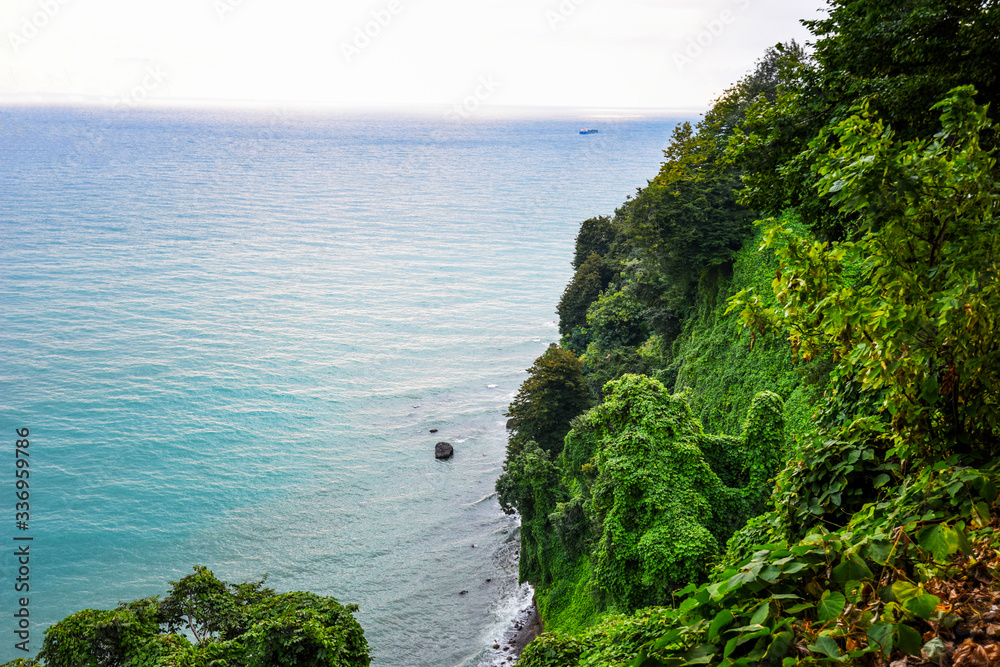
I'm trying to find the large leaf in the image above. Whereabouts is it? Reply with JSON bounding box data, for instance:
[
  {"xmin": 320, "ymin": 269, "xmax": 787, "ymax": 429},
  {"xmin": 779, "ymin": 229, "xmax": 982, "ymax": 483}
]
[
  {"xmin": 905, "ymin": 594, "xmax": 941, "ymax": 620},
  {"xmin": 817, "ymin": 591, "xmax": 846, "ymax": 623},
  {"xmin": 918, "ymin": 524, "xmax": 955, "ymax": 562},
  {"xmin": 681, "ymin": 645, "xmax": 715, "ymax": 665},
  {"xmin": 831, "ymin": 554, "xmax": 874, "ymax": 582},
  {"xmin": 896, "ymin": 623, "xmax": 923, "ymax": 656},
  {"xmin": 707, "ymin": 610, "xmax": 734, "ymax": 641},
  {"xmin": 764, "ymin": 631, "xmax": 793, "ymax": 662},
  {"xmin": 809, "ymin": 635, "xmax": 841, "ymax": 659},
  {"xmin": 866, "ymin": 621, "xmax": 894, "ymax": 656},
  {"xmin": 891, "ymin": 581, "xmax": 921, "ymax": 604}
]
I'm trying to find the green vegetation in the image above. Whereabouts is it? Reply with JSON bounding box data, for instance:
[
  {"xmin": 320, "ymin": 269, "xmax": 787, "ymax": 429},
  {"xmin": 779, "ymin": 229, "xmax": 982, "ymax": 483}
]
[
  {"xmin": 504, "ymin": 344, "xmax": 594, "ymax": 459},
  {"xmin": 499, "ymin": 1, "xmax": 1000, "ymax": 665},
  {"xmin": 3, "ymin": 567, "xmax": 369, "ymax": 667}
]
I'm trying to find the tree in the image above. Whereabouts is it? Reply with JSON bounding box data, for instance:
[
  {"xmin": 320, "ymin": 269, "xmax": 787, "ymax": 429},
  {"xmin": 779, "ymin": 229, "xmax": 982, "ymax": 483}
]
[
  {"xmin": 617, "ymin": 46, "xmax": 806, "ymax": 323},
  {"xmin": 33, "ymin": 599, "xmax": 164, "ymax": 667},
  {"xmin": 27, "ymin": 567, "xmax": 370, "ymax": 667},
  {"xmin": 571, "ymin": 216, "xmax": 618, "ymax": 271},
  {"xmin": 732, "ymin": 0, "xmax": 1000, "ymax": 235},
  {"xmin": 495, "ymin": 441, "xmax": 565, "ymax": 584},
  {"xmin": 158, "ymin": 565, "xmax": 271, "ymax": 644},
  {"xmin": 504, "ymin": 344, "xmax": 592, "ymax": 458},
  {"xmin": 622, "ymin": 122, "xmax": 753, "ymax": 303},
  {"xmin": 557, "ymin": 253, "xmax": 614, "ymax": 336}
]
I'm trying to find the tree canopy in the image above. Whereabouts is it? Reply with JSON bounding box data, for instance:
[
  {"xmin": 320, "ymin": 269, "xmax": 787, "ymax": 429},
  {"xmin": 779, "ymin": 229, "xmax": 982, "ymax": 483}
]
[
  {"xmin": 8, "ymin": 567, "xmax": 370, "ymax": 667},
  {"xmin": 504, "ymin": 344, "xmax": 592, "ymax": 459}
]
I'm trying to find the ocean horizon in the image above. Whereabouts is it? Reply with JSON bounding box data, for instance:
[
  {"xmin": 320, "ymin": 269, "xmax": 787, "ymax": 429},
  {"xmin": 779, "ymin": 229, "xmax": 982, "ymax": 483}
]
[{"xmin": 0, "ymin": 104, "xmax": 684, "ymax": 666}]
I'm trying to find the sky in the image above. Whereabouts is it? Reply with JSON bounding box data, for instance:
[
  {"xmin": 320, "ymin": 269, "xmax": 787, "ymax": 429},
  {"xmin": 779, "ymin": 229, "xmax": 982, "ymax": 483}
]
[{"xmin": 0, "ymin": 0, "xmax": 827, "ymax": 112}]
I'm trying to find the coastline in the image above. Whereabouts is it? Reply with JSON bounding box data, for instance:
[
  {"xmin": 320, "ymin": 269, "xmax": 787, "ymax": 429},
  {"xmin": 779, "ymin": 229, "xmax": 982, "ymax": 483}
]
[
  {"xmin": 481, "ymin": 594, "xmax": 543, "ymax": 665},
  {"xmin": 476, "ymin": 522, "xmax": 544, "ymax": 666},
  {"xmin": 510, "ymin": 594, "xmax": 544, "ymax": 654}
]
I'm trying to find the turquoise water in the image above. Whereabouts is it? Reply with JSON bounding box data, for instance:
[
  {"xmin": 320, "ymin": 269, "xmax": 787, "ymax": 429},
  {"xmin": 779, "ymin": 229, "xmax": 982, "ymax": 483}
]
[{"xmin": 0, "ymin": 106, "xmax": 681, "ymax": 665}]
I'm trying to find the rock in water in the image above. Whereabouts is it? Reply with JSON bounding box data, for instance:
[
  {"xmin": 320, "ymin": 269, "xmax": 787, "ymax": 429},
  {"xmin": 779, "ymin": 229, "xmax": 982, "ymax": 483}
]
[{"xmin": 435, "ymin": 442, "xmax": 454, "ymax": 459}]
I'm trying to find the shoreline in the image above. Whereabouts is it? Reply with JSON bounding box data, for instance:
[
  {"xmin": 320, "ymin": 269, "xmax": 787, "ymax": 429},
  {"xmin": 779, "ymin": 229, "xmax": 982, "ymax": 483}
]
[{"xmin": 482, "ymin": 593, "xmax": 543, "ymax": 665}]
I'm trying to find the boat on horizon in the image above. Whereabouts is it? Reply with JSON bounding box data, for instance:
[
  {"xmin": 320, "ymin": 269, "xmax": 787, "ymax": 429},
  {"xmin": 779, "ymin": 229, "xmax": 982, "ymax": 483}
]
[{"xmin": 579, "ymin": 128, "xmax": 599, "ymax": 134}]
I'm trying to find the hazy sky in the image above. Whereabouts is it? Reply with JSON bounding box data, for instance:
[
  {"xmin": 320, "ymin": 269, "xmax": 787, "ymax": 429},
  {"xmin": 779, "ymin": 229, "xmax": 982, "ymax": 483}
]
[{"xmin": 0, "ymin": 0, "xmax": 827, "ymax": 111}]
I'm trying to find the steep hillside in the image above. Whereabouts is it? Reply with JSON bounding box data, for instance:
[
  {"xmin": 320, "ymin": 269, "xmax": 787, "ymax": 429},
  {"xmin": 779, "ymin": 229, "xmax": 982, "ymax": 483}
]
[{"xmin": 500, "ymin": 1, "xmax": 1000, "ymax": 665}]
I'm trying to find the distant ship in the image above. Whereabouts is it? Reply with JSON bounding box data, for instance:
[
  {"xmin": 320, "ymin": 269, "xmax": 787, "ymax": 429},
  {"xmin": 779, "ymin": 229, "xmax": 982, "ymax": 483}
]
[{"xmin": 579, "ymin": 128, "xmax": 599, "ymax": 134}]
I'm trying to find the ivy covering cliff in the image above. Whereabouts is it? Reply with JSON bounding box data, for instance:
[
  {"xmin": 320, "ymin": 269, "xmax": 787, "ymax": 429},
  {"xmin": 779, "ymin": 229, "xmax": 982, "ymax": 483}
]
[{"xmin": 501, "ymin": 1, "xmax": 1000, "ymax": 665}]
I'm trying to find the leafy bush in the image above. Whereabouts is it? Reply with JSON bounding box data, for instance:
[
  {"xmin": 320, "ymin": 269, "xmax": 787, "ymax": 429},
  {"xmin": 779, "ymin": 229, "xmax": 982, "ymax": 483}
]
[
  {"xmin": 636, "ymin": 458, "xmax": 1000, "ymax": 667},
  {"xmin": 732, "ymin": 87, "xmax": 1000, "ymax": 461},
  {"xmin": 518, "ymin": 632, "xmax": 584, "ymax": 667}
]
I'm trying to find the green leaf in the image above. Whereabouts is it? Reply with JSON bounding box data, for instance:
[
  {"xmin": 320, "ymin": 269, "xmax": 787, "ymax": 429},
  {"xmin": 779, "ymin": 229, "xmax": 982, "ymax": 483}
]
[
  {"xmin": 771, "ymin": 593, "xmax": 801, "ymax": 600},
  {"xmin": 891, "ymin": 581, "xmax": 920, "ymax": 603},
  {"xmin": 817, "ymin": 591, "xmax": 846, "ymax": 623},
  {"xmin": 956, "ymin": 527, "xmax": 973, "ymax": 556},
  {"xmin": 867, "ymin": 621, "xmax": 893, "ymax": 656},
  {"xmin": 896, "ymin": 623, "xmax": 923, "ymax": 656},
  {"xmin": 764, "ymin": 631, "xmax": 793, "ymax": 662},
  {"xmin": 631, "ymin": 658, "xmax": 665, "ymax": 667},
  {"xmin": 905, "ymin": 594, "xmax": 941, "ymax": 620},
  {"xmin": 865, "ymin": 539, "xmax": 894, "ymax": 565},
  {"xmin": 728, "ymin": 624, "xmax": 767, "ymax": 634},
  {"xmin": 917, "ymin": 524, "xmax": 953, "ymax": 562},
  {"xmin": 652, "ymin": 629, "xmax": 683, "ymax": 649},
  {"xmin": 723, "ymin": 635, "xmax": 739, "ymax": 659},
  {"xmin": 728, "ymin": 567, "xmax": 760, "ymax": 589},
  {"xmin": 749, "ymin": 602, "xmax": 770, "ymax": 627},
  {"xmin": 707, "ymin": 610, "xmax": 734, "ymax": 641},
  {"xmin": 832, "ymin": 554, "xmax": 874, "ymax": 582},
  {"xmin": 681, "ymin": 645, "xmax": 715, "ymax": 665},
  {"xmin": 972, "ymin": 501, "xmax": 991, "ymax": 527},
  {"xmin": 679, "ymin": 597, "xmax": 701, "ymax": 614},
  {"xmin": 808, "ymin": 635, "xmax": 841, "ymax": 659},
  {"xmin": 675, "ymin": 582, "xmax": 698, "ymax": 597},
  {"xmin": 781, "ymin": 561, "xmax": 811, "ymax": 575}
]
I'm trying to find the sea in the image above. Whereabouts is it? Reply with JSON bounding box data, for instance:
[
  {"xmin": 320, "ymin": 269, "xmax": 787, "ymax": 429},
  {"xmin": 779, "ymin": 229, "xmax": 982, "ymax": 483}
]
[{"xmin": 0, "ymin": 105, "xmax": 682, "ymax": 666}]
